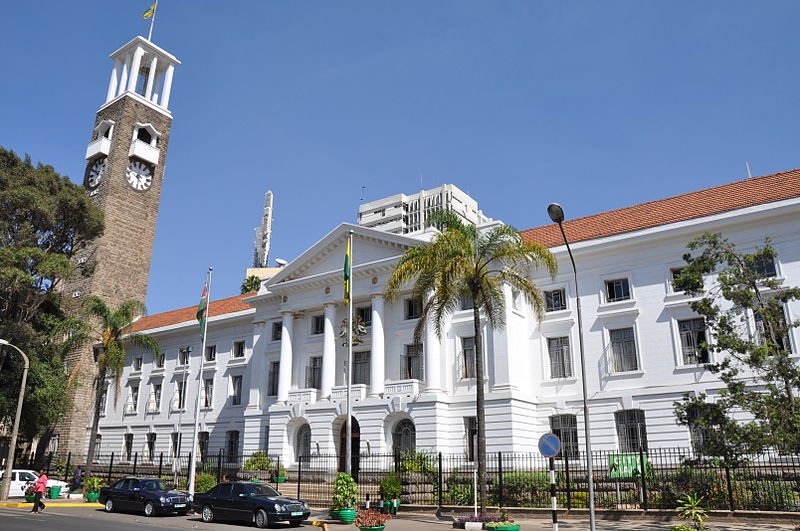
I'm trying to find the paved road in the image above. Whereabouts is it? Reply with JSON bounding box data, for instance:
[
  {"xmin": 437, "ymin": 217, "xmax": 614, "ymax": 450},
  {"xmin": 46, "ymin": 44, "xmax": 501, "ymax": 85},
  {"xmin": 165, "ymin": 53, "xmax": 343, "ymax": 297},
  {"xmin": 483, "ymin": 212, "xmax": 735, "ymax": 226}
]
[{"xmin": 0, "ymin": 506, "xmax": 797, "ymax": 531}]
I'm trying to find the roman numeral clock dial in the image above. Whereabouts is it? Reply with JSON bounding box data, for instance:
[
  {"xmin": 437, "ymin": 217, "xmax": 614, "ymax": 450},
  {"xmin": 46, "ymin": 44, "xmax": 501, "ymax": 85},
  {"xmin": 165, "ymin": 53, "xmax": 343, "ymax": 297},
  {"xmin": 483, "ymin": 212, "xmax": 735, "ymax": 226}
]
[{"xmin": 126, "ymin": 159, "xmax": 154, "ymax": 191}]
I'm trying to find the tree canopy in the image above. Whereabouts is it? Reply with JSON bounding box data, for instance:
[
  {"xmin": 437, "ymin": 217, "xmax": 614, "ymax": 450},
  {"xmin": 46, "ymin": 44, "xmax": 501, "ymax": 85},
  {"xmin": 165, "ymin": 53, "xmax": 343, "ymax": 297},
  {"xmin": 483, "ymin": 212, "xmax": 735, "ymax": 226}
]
[
  {"xmin": 0, "ymin": 146, "xmax": 104, "ymax": 439},
  {"xmin": 672, "ymin": 232, "xmax": 800, "ymax": 458}
]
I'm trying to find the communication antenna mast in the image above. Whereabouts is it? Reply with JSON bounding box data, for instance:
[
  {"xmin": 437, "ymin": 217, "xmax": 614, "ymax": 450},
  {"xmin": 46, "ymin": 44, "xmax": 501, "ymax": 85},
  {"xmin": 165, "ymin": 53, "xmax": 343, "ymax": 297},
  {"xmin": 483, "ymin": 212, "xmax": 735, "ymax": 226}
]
[
  {"xmin": 253, "ymin": 191, "xmax": 274, "ymax": 267},
  {"xmin": 745, "ymin": 161, "xmax": 753, "ymax": 179}
]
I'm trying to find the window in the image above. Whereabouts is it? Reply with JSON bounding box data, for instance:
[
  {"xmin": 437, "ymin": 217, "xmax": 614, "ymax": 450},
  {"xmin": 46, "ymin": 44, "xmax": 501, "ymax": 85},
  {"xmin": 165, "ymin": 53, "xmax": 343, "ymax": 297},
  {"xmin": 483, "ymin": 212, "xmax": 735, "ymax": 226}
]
[
  {"xmin": 176, "ymin": 381, "xmax": 186, "ymax": 409},
  {"xmin": 150, "ymin": 382, "xmax": 162, "ymax": 412},
  {"xmin": 267, "ymin": 361, "xmax": 280, "ymax": 396},
  {"xmin": 547, "ymin": 336, "xmax": 573, "ymax": 378},
  {"xmin": 98, "ymin": 386, "xmax": 108, "ymax": 415},
  {"xmin": 752, "ymin": 255, "xmax": 777, "ymax": 278},
  {"xmin": 356, "ymin": 306, "xmax": 372, "ymax": 327},
  {"xmin": 615, "ymin": 409, "xmax": 648, "ymax": 452},
  {"xmin": 296, "ymin": 424, "xmax": 311, "ymax": 460},
  {"xmin": 465, "ymin": 417, "xmax": 478, "ymax": 461},
  {"xmin": 353, "ymin": 351, "xmax": 370, "ymax": 385},
  {"xmin": 171, "ymin": 432, "xmax": 181, "ymax": 458},
  {"xmin": 226, "ymin": 430, "xmax": 240, "ymax": 462},
  {"xmin": 306, "ymin": 357, "xmax": 322, "ymax": 389},
  {"xmin": 393, "ymin": 419, "xmax": 416, "ymax": 454},
  {"xmin": 405, "ymin": 298, "xmax": 422, "ymax": 320},
  {"xmin": 198, "ymin": 432, "xmax": 209, "ymax": 461},
  {"xmin": 133, "ymin": 357, "xmax": 143, "ymax": 371},
  {"xmin": 550, "ymin": 414, "xmax": 578, "ymax": 459},
  {"xmin": 609, "ymin": 327, "xmax": 638, "ymax": 372},
  {"xmin": 155, "ymin": 353, "xmax": 164, "ymax": 369},
  {"xmin": 403, "ymin": 344, "xmax": 423, "ymax": 380},
  {"xmin": 311, "ymin": 315, "xmax": 324, "ymax": 335},
  {"xmin": 147, "ymin": 433, "xmax": 156, "ymax": 461},
  {"xmin": 205, "ymin": 345, "xmax": 217, "ymax": 362},
  {"xmin": 203, "ymin": 378, "xmax": 214, "ymax": 408},
  {"xmin": 459, "ymin": 294, "xmax": 474, "ymax": 311},
  {"xmin": 754, "ymin": 305, "xmax": 793, "ymax": 353},
  {"xmin": 94, "ymin": 435, "xmax": 102, "ymax": 461},
  {"xmin": 127, "ymin": 385, "xmax": 139, "ymax": 413},
  {"xmin": 545, "ymin": 289, "xmax": 567, "ymax": 312},
  {"xmin": 271, "ymin": 321, "xmax": 282, "ymax": 341},
  {"xmin": 511, "ymin": 288, "xmax": 521, "ymax": 311},
  {"xmin": 179, "ymin": 348, "xmax": 190, "ymax": 366},
  {"xmin": 231, "ymin": 375, "xmax": 243, "ymax": 406},
  {"xmin": 605, "ymin": 278, "xmax": 631, "ymax": 302},
  {"xmin": 233, "ymin": 341, "xmax": 246, "ymax": 358},
  {"xmin": 678, "ymin": 318, "xmax": 709, "ymax": 364},
  {"xmin": 124, "ymin": 434, "xmax": 133, "ymax": 461},
  {"xmin": 462, "ymin": 337, "xmax": 476, "ymax": 379}
]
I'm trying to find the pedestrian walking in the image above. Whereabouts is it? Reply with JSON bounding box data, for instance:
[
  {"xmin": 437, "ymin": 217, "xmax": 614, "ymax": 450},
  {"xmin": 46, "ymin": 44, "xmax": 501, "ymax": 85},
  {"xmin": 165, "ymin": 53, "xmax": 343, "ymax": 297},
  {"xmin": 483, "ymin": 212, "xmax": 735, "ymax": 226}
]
[
  {"xmin": 71, "ymin": 465, "xmax": 82, "ymax": 491},
  {"xmin": 31, "ymin": 469, "xmax": 48, "ymax": 514}
]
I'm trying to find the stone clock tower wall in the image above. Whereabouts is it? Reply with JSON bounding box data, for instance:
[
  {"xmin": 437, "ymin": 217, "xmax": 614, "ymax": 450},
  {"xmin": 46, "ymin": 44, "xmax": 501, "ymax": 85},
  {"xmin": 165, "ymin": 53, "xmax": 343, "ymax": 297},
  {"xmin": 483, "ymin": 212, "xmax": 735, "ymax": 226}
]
[{"xmin": 54, "ymin": 36, "xmax": 180, "ymax": 458}]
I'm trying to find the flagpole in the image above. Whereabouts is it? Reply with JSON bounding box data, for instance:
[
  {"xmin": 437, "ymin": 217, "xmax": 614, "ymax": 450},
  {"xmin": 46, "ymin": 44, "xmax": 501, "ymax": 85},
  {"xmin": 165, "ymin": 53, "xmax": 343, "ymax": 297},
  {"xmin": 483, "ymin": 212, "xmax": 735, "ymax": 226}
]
[
  {"xmin": 147, "ymin": 0, "xmax": 158, "ymax": 41},
  {"xmin": 345, "ymin": 231, "xmax": 353, "ymax": 476},
  {"xmin": 188, "ymin": 267, "xmax": 212, "ymax": 497}
]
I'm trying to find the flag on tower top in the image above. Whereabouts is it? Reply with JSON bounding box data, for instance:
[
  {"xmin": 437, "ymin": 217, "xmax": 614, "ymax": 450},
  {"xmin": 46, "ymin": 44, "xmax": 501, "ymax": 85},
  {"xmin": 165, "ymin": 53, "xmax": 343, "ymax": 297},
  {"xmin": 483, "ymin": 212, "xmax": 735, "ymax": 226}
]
[
  {"xmin": 343, "ymin": 234, "xmax": 352, "ymax": 305},
  {"xmin": 196, "ymin": 280, "xmax": 209, "ymax": 339},
  {"xmin": 143, "ymin": 2, "xmax": 157, "ymax": 19}
]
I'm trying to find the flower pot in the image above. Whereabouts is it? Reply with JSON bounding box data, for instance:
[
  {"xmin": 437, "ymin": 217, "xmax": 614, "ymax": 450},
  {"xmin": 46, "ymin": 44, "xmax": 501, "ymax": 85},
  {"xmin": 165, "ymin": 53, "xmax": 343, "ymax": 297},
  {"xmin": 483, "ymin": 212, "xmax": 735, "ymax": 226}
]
[
  {"xmin": 24, "ymin": 495, "xmax": 35, "ymax": 503},
  {"xmin": 47, "ymin": 486, "xmax": 62, "ymax": 499},
  {"xmin": 338, "ymin": 507, "xmax": 357, "ymax": 524},
  {"xmin": 359, "ymin": 527, "xmax": 386, "ymax": 531},
  {"xmin": 272, "ymin": 476, "xmax": 287, "ymax": 483},
  {"xmin": 490, "ymin": 525, "xmax": 520, "ymax": 531},
  {"xmin": 464, "ymin": 523, "xmax": 483, "ymax": 531},
  {"xmin": 86, "ymin": 492, "xmax": 100, "ymax": 503}
]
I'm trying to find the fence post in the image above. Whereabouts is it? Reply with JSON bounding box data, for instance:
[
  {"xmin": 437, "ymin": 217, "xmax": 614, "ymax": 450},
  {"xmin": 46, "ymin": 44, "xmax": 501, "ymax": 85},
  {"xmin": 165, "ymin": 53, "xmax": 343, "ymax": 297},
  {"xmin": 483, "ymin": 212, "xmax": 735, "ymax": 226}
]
[
  {"xmin": 158, "ymin": 452, "xmax": 163, "ymax": 478},
  {"xmin": 564, "ymin": 453, "xmax": 571, "ymax": 511},
  {"xmin": 63, "ymin": 452, "xmax": 72, "ymax": 483},
  {"xmin": 216, "ymin": 449, "xmax": 223, "ymax": 483},
  {"xmin": 133, "ymin": 452, "xmax": 138, "ymax": 476},
  {"xmin": 438, "ymin": 452, "xmax": 443, "ymax": 510},
  {"xmin": 107, "ymin": 452, "xmax": 115, "ymax": 485},
  {"xmin": 638, "ymin": 447, "xmax": 648, "ymax": 510},
  {"xmin": 724, "ymin": 464, "xmax": 735, "ymax": 512},
  {"xmin": 297, "ymin": 455, "xmax": 302, "ymax": 500},
  {"xmin": 497, "ymin": 451, "xmax": 504, "ymax": 509}
]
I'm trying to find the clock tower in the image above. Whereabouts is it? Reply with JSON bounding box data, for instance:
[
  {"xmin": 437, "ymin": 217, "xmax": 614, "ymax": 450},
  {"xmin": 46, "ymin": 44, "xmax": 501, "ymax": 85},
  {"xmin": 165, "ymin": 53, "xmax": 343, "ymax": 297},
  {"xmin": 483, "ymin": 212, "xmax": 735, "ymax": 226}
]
[{"xmin": 54, "ymin": 36, "xmax": 180, "ymax": 457}]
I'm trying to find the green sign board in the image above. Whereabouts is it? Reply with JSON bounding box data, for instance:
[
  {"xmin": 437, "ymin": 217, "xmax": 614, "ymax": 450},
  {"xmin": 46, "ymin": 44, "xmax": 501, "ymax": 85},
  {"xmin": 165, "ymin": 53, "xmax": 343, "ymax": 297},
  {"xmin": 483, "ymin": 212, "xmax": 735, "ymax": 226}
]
[{"xmin": 608, "ymin": 453, "xmax": 650, "ymax": 479}]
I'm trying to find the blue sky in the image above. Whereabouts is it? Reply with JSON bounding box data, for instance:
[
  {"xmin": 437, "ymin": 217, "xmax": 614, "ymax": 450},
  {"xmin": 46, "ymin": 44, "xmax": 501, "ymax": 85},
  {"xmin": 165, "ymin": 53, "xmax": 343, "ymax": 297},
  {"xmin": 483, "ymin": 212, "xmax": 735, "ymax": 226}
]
[{"xmin": 2, "ymin": 1, "xmax": 798, "ymax": 315}]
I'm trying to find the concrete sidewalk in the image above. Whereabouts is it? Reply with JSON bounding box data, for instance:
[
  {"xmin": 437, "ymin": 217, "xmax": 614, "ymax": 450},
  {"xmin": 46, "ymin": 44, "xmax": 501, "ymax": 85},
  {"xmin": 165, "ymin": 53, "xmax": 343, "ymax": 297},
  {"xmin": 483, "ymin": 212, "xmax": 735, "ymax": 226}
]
[{"xmin": 0, "ymin": 498, "xmax": 102, "ymax": 508}]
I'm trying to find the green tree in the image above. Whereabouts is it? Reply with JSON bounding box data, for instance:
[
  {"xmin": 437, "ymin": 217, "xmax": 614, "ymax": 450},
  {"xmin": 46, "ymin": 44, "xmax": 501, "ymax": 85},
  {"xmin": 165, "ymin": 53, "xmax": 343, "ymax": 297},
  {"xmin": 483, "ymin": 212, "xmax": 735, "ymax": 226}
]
[
  {"xmin": 672, "ymin": 233, "xmax": 800, "ymax": 457},
  {"xmin": 0, "ymin": 146, "xmax": 103, "ymax": 440},
  {"xmin": 385, "ymin": 210, "xmax": 556, "ymax": 514},
  {"xmin": 82, "ymin": 296, "xmax": 161, "ymax": 471},
  {"xmin": 240, "ymin": 274, "xmax": 261, "ymax": 294}
]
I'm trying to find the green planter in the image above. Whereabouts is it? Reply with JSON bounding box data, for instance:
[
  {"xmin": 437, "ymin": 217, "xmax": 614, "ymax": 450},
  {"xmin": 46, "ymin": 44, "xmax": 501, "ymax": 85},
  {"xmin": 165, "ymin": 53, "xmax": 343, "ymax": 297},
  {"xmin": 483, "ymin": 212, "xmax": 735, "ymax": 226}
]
[
  {"xmin": 329, "ymin": 509, "xmax": 340, "ymax": 520},
  {"xmin": 272, "ymin": 476, "xmax": 287, "ymax": 483},
  {"xmin": 490, "ymin": 525, "xmax": 520, "ymax": 531},
  {"xmin": 338, "ymin": 507, "xmax": 357, "ymax": 524},
  {"xmin": 24, "ymin": 495, "xmax": 35, "ymax": 503},
  {"xmin": 86, "ymin": 492, "xmax": 100, "ymax": 503},
  {"xmin": 359, "ymin": 527, "xmax": 386, "ymax": 531},
  {"xmin": 47, "ymin": 486, "xmax": 62, "ymax": 499}
]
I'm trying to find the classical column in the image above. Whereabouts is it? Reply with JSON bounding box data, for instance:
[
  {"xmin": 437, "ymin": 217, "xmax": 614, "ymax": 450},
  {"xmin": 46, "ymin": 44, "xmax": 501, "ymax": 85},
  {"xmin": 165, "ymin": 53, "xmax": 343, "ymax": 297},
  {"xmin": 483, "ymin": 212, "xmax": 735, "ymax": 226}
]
[
  {"xmin": 321, "ymin": 303, "xmax": 337, "ymax": 399},
  {"xmin": 127, "ymin": 46, "xmax": 145, "ymax": 93},
  {"xmin": 369, "ymin": 294, "xmax": 385, "ymax": 397},
  {"xmin": 106, "ymin": 60, "xmax": 120, "ymax": 103},
  {"xmin": 276, "ymin": 312, "xmax": 294, "ymax": 402},
  {"xmin": 161, "ymin": 63, "xmax": 175, "ymax": 109},
  {"xmin": 144, "ymin": 55, "xmax": 158, "ymax": 101},
  {"xmin": 118, "ymin": 54, "xmax": 131, "ymax": 97},
  {"xmin": 424, "ymin": 304, "xmax": 442, "ymax": 392}
]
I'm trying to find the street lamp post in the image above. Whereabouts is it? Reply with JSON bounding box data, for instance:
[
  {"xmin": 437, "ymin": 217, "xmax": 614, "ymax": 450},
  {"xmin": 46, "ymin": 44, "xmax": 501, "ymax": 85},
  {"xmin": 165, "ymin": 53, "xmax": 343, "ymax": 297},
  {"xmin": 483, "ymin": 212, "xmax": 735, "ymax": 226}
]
[
  {"xmin": 0, "ymin": 339, "xmax": 30, "ymax": 502},
  {"xmin": 547, "ymin": 203, "xmax": 596, "ymax": 531}
]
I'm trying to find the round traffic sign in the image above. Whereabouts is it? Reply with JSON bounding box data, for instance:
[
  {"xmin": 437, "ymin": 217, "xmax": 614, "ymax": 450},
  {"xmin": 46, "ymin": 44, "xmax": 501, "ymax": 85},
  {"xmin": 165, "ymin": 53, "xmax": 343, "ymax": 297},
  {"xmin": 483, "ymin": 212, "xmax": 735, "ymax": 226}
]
[{"xmin": 538, "ymin": 432, "xmax": 561, "ymax": 458}]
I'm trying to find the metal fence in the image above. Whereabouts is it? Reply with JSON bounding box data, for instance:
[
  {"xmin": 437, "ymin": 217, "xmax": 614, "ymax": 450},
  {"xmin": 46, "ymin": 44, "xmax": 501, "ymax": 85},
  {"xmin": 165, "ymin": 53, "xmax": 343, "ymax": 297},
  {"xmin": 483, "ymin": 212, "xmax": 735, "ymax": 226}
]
[{"xmin": 24, "ymin": 447, "xmax": 800, "ymax": 512}]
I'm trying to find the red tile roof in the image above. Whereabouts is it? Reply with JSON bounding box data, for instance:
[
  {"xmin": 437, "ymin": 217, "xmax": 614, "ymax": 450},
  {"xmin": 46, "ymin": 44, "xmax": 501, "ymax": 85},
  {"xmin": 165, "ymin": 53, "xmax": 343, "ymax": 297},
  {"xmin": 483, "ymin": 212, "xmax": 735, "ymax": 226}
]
[
  {"xmin": 520, "ymin": 168, "xmax": 800, "ymax": 247},
  {"xmin": 129, "ymin": 292, "xmax": 255, "ymax": 333}
]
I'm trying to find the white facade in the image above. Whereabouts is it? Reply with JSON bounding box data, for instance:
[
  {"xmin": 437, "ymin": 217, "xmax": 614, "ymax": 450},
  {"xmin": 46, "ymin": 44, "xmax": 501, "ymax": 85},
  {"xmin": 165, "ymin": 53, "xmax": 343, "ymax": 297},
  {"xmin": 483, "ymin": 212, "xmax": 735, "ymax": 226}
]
[
  {"xmin": 95, "ymin": 174, "xmax": 800, "ymax": 467},
  {"xmin": 358, "ymin": 184, "xmax": 491, "ymax": 234}
]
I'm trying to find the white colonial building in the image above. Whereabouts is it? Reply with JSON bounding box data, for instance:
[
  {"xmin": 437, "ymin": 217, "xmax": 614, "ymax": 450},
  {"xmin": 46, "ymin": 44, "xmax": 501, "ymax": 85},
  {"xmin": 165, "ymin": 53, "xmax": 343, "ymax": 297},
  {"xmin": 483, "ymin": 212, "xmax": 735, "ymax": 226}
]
[{"xmin": 93, "ymin": 169, "xmax": 800, "ymax": 468}]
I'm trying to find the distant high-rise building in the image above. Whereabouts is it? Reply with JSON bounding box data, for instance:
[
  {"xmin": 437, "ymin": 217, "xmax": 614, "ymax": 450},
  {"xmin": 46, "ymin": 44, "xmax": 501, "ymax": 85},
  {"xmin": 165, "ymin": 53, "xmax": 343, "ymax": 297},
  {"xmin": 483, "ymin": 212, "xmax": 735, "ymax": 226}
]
[
  {"xmin": 253, "ymin": 191, "xmax": 274, "ymax": 267},
  {"xmin": 357, "ymin": 184, "xmax": 491, "ymax": 234}
]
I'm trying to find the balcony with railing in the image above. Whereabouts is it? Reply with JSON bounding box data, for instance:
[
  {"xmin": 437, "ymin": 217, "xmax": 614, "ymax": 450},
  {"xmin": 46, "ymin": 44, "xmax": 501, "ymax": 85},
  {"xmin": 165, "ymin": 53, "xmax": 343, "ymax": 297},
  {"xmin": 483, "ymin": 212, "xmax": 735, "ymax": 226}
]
[{"xmin": 128, "ymin": 139, "xmax": 160, "ymax": 165}]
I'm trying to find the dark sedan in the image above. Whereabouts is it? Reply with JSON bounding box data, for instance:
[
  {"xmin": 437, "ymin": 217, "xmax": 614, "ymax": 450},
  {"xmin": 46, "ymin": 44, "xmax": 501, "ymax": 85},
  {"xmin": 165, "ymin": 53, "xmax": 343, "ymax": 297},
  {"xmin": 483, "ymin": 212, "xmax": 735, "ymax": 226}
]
[
  {"xmin": 192, "ymin": 481, "xmax": 311, "ymax": 528},
  {"xmin": 100, "ymin": 477, "xmax": 190, "ymax": 517}
]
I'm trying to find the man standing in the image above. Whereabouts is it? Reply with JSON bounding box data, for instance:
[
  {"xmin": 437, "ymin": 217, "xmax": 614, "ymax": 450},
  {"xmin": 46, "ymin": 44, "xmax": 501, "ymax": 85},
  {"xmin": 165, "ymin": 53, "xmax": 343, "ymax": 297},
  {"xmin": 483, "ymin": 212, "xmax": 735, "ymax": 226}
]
[{"xmin": 31, "ymin": 469, "xmax": 47, "ymax": 514}]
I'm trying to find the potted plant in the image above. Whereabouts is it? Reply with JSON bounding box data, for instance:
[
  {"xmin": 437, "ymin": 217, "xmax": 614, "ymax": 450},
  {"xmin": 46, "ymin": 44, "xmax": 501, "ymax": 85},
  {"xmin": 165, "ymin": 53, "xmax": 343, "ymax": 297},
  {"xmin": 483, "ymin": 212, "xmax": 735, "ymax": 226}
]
[
  {"xmin": 272, "ymin": 464, "xmax": 287, "ymax": 483},
  {"xmin": 24, "ymin": 484, "xmax": 36, "ymax": 503},
  {"xmin": 84, "ymin": 476, "xmax": 104, "ymax": 503},
  {"xmin": 486, "ymin": 512, "xmax": 520, "ymax": 531},
  {"xmin": 331, "ymin": 472, "xmax": 359, "ymax": 524},
  {"xmin": 354, "ymin": 508, "xmax": 391, "ymax": 531},
  {"xmin": 243, "ymin": 450, "xmax": 273, "ymax": 482},
  {"xmin": 379, "ymin": 472, "xmax": 402, "ymax": 514}
]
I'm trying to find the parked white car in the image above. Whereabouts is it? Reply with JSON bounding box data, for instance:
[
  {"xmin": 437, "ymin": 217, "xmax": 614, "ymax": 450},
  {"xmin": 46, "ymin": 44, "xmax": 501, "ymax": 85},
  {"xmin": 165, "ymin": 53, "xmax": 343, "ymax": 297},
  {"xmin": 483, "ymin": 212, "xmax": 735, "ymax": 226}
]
[{"xmin": 0, "ymin": 469, "xmax": 70, "ymax": 497}]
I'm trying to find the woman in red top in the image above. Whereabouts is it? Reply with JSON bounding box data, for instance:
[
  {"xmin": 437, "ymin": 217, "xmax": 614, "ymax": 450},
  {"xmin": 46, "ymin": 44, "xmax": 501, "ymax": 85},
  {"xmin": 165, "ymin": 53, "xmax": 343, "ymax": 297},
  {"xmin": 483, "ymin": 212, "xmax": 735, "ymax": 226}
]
[{"xmin": 31, "ymin": 469, "xmax": 47, "ymax": 514}]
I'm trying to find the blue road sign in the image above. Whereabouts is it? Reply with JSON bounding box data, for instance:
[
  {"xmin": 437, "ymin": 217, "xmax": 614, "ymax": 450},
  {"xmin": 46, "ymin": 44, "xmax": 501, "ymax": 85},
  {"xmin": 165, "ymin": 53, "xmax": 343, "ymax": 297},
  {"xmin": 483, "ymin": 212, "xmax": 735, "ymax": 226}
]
[{"xmin": 538, "ymin": 432, "xmax": 561, "ymax": 458}]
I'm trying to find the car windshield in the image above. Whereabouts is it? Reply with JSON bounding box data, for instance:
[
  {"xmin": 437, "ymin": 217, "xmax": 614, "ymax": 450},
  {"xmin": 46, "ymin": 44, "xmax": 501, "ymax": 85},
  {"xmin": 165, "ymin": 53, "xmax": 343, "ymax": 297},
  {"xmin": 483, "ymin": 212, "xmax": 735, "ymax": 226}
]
[
  {"xmin": 140, "ymin": 479, "xmax": 165, "ymax": 491},
  {"xmin": 241, "ymin": 483, "xmax": 280, "ymax": 497}
]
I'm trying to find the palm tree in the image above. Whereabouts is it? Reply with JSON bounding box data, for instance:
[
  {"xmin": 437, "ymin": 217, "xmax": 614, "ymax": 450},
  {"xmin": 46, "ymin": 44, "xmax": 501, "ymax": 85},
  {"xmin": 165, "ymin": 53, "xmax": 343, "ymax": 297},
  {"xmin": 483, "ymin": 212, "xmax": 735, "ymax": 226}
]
[
  {"xmin": 385, "ymin": 210, "xmax": 556, "ymax": 514},
  {"xmin": 82, "ymin": 296, "xmax": 161, "ymax": 472}
]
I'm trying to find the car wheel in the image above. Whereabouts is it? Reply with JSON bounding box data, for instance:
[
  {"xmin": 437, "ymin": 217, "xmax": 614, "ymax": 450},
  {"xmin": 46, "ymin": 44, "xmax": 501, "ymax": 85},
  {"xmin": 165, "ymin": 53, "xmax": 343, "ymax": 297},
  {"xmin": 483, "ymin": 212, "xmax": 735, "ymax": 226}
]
[
  {"xmin": 254, "ymin": 508, "xmax": 270, "ymax": 529},
  {"xmin": 104, "ymin": 498, "xmax": 114, "ymax": 513},
  {"xmin": 289, "ymin": 519, "xmax": 303, "ymax": 527},
  {"xmin": 144, "ymin": 501, "xmax": 155, "ymax": 517},
  {"xmin": 201, "ymin": 505, "xmax": 214, "ymax": 523}
]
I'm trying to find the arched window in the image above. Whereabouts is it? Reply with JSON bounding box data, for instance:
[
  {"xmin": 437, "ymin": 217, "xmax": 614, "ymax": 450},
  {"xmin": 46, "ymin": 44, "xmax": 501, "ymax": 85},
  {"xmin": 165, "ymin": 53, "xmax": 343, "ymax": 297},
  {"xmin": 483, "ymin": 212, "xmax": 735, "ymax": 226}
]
[
  {"xmin": 137, "ymin": 127, "xmax": 152, "ymax": 144},
  {"xmin": 392, "ymin": 419, "xmax": 416, "ymax": 454},
  {"xmin": 296, "ymin": 424, "xmax": 311, "ymax": 461}
]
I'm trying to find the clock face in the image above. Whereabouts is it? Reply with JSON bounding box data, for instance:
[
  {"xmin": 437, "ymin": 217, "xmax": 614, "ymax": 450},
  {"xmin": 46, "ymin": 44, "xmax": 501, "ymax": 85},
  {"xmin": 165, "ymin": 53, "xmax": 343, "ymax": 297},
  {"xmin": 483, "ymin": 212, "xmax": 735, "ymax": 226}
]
[
  {"xmin": 126, "ymin": 160, "xmax": 154, "ymax": 191},
  {"xmin": 84, "ymin": 157, "xmax": 106, "ymax": 189}
]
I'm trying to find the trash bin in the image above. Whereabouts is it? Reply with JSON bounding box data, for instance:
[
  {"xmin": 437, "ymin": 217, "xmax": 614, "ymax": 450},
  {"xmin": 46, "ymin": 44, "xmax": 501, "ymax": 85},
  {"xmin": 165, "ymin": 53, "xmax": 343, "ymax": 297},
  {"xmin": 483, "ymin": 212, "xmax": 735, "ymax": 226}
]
[{"xmin": 48, "ymin": 486, "xmax": 62, "ymax": 499}]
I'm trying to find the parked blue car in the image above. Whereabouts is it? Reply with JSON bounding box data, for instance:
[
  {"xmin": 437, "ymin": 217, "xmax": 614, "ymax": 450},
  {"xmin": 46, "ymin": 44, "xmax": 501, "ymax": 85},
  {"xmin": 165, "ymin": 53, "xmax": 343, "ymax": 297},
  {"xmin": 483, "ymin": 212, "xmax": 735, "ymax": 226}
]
[
  {"xmin": 100, "ymin": 477, "xmax": 190, "ymax": 516},
  {"xmin": 192, "ymin": 481, "xmax": 311, "ymax": 528}
]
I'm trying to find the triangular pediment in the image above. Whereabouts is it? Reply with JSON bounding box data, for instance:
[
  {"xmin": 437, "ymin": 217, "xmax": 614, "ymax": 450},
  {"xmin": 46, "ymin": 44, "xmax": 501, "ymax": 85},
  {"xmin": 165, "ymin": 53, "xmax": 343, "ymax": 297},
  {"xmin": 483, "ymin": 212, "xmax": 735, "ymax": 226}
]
[{"xmin": 266, "ymin": 223, "xmax": 425, "ymax": 290}]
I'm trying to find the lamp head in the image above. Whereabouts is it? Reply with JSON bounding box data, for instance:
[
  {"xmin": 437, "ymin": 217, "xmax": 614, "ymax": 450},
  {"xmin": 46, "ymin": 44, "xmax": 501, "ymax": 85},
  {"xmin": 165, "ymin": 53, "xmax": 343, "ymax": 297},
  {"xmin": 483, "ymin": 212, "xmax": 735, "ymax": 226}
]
[{"xmin": 547, "ymin": 203, "xmax": 565, "ymax": 224}]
